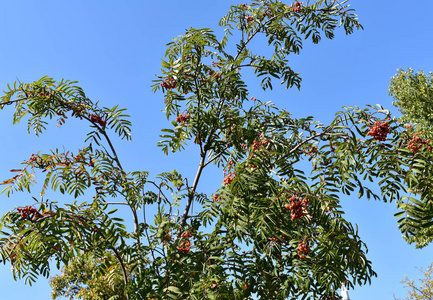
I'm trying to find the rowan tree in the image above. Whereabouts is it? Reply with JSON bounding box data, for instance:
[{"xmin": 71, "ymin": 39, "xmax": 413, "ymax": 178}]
[{"xmin": 0, "ymin": 1, "xmax": 431, "ymax": 299}]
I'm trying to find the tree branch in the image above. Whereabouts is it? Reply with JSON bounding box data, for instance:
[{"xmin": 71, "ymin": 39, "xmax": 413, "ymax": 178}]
[{"xmin": 176, "ymin": 154, "xmax": 206, "ymax": 239}]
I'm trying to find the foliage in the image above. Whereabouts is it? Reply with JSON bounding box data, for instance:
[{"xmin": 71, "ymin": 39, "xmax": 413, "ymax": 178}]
[
  {"xmin": 0, "ymin": 1, "xmax": 431, "ymax": 299},
  {"xmin": 389, "ymin": 69, "xmax": 433, "ymax": 249},
  {"xmin": 390, "ymin": 69, "xmax": 433, "ymax": 137},
  {"xmin": 49, "ymin": 251, "xmax": 127, "ymax": 300},
  {"xmin": 394, "ymin": 263, "xmax": 433, "ymax": 300}
]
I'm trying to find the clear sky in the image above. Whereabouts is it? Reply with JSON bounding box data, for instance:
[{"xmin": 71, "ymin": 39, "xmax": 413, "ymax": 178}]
[{"xmin": 0, "ymin": 1, "xmax": 432, "ymax": 299}]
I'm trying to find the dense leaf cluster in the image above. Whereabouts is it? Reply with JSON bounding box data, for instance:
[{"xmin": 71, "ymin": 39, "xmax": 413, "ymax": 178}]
[{"xmin": 390, "ymin": 69, "xmax": 433, "ymax": 249}]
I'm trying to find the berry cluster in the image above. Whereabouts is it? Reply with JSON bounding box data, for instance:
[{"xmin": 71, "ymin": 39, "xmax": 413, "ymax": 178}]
[
  {"xmin": 177, "ymin": 231, "xmax": 192, "ymax": 254},
  {"xmin": 29, "ymin": 154, "xmax": 38, "ymax": 162},
  {"xmin": 181, "ymin": 231, "xmax": 192, "ymax": 238},
  {"xmin": 367, "ymin": 120, "xmax": 390, "ymax": 141},
  {"xmin": 17, "ymin": 206, "xmax": 42, "ymax": 220},
  {"xmin": 176, "ymin": 113, "xmax": 190, "ymax": 123},
  {"xmin": 223, "ymin": 172, "xmax": 235, "ymax": 185},
  {"xmin": 408, "ymin": 132, "xmax": 432, "ymax": 153},
  {"xmin": 89, "ymin": 114, "xmax": 107, "ymax": 128},
  {"xmin": 240, "ymin": 3, "xmax": 247, "ymax": 8},
  {"xmin": 285, "ymin": 195, "xmax": 309, "ymax": 220},
  {"xmin": 297, "ymin": 240, "xmax": 310, "ymax": 259},
  {"xmin": 292, "ymin": 1, "xmax": 303, "ymax": 12},
  {"xmin": 177, "ymin": 241, "xmax": 191, "ymax": 254},
  {"xmin": 213, "ymin": 193, "xmax": 220, "ymax": 202},
  {"xmin": 223, "ymin": 159, "xmax": 236, "ymax": 185},
  {"xmin": 252, "ymin": 138, "xmax": 269, "ymax": 150},
  {"xmin": 160, "ymin": 77, "xmax": 177, "ymax": 89},
  {"xmin": 269, "ymin": 236, "xmax": 290, "ymax": 245},
  {"xmin": 269, "ymin": 237, "xmax": 278, "ymax": 244},
  {"xmin": 246, "ymin": 16, "xmax": 254, "ymax": 23},
  {"xmin": 162, "ymin": 234, "xmax": 172, "ymax": 243}
]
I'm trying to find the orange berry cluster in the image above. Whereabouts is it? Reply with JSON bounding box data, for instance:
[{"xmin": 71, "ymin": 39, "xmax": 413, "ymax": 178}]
[
  {"xmin": 246, "ymin": 16, "xmax": 254, "ymax": 23},
  {"xmin": 17, "ymin": 206, "xmax": 42, "ymax": 220},
  {"xmin": 240, "ymin": 3, "xmax": 247, "ymax": 8},
  {"xmin": 177, "ymin": 241, "xmax": 191, "ymax": 254},
  {"xmin": 285, "ymin": 195, "xmax": 309, "ymax": 220},
  {"xmin": 297, "ymin": 240, "xmax": 310, "ymax": 259},
  {"xmin": 223, "ymin": 159, "xmax": 236, "ymax": 185},
  {"xmin": 269, "ymin": 236, "xmax": 290, "ymax": 245},
  {"xmin": 160, "ymin": 77, "xmax": 177, "ymax": 89},
  {"xmin": 177, "ymin": 232, "xmax": 192, "ymax": 254},
  {"xmin": 181, "ymin": 231, "xmax": 192, "ymax": 238},
  {"xmin": 89, "ymin": 114, "xmax": 107, "ymax": 128},
  {"xmin": 408, "ymin": 132, "xmax": 432, "ymax": 153},
  {"xmin": 213, "ymin": 193, "xmax": 220, "ymax": 202},
  {"xmin": 223, "ymin": 172, "xmax": 235, "ymax": 185},
  {"xmin": 176, "ymin": 113, "xmax": 190, "ymax": 123},
  {"xmin": 162, "ymin": 234, "xmax": 172, "ymax": 243},
  {"xmin": 252, "ymin": 138, "xmax": 269, "ymax": 150},
  {"xmin": 367, "ymin": 120, "xmax": 390, "ymax": 141},
  {"xmin": 292, "ymin": 1, "xmax": 303, "ymax": 12},
  {"xmin": 269, "ymin": 237, "xmax": 278, "ymax": 244}
]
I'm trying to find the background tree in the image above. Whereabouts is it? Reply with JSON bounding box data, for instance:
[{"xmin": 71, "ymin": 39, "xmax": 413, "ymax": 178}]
[
  {"xmin": 389, "ymin": 69, "xmax": 433, "ymax": 249},
  {"xmin": 394, "ymin": 263, "xmax": 433, "ymax": 300},
  {"xmin": 390, "ymin": 69, "xmax": 433, "ymax": 137},
  {"xmin": 49, "ymin": 251, "xmax": 128, "ymax": 300},
  {"xmin": 0, "ymin": 1, "xmax": 431, "ymax": 299}
]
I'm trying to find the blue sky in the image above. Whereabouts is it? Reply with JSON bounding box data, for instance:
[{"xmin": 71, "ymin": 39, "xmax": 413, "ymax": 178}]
[{"xmin": 1, "ymin": 1, "xmax": 433, "ymax": 299}]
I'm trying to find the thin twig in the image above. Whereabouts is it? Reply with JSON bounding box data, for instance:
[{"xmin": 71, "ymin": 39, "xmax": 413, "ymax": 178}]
[
  {"xmin": 203, "ymin": 144, "xmax": 231, "ymax": 167},
  {"xmin": 0, "ymin": 98, "xmax": 28, "ymax": 107}
]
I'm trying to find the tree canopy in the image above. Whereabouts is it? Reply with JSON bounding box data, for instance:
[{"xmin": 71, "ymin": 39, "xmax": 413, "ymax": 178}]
[
  {"xmin": 389, "ymin": 68, "xmax": 433, "ymax": 249},
  {"xmin": 394, "ymin": 263, "xmax": 433, "ymax": 300},
  {"xmin": 49, "ymin": 252, "xmax": 127, "ymax": 300},
  {"xmin": 0, "ymin": 1, "xmax": 432, "ymax": 299}
]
